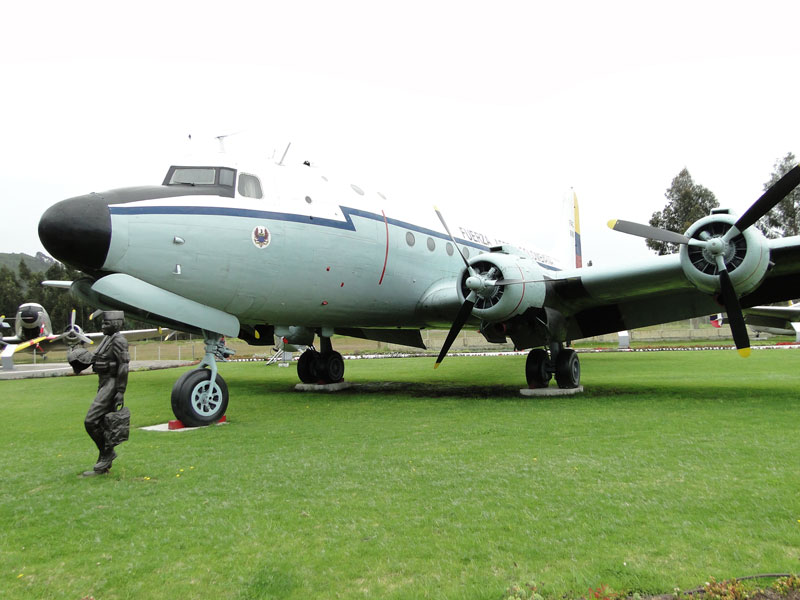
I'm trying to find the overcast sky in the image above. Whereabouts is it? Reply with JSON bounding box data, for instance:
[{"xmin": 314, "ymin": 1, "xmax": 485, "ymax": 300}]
[{"xmin": 2, "ymin": 0, "xmax": 799, "ymax": 266}]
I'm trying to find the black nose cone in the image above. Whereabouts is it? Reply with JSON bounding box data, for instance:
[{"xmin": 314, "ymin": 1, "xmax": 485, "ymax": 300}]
[
  {"xmin": 38, "ymin": 193, "xmax": 111, "ymax": 272},
  {"xmin": 20, "ymin": 306, "xmax": 38, "ymax": 323}
]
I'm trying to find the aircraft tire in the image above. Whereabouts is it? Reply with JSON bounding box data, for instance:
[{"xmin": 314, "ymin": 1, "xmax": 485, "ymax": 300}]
[
  {"xmin": 554, "ymin": 348, "xmax": 580, "ymax": 389},
  {"xmin": 320, "ymin": 351, "xmax": 345, "ymax": 383},
  {"xmin": 525, "ymin": 348, "xmax": 551, "ymax": 388},
  {"xmin": 170, "ymin": 368, "xmax": 229, "ymax": 427},
  {"xmin": 297, "ymin": 349, "xmax": 320, "ymax": 383}
]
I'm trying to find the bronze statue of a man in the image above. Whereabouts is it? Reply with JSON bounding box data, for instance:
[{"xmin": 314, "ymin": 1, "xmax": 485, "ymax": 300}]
[{"xmin": 68, "ymin": 310, "xmax": 130, "ymax": 476}]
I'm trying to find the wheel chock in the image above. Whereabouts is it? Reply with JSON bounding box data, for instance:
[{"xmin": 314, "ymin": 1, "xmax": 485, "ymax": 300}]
[{"xmin": 168, "ymin": 415, "xmax": 227, "ymax": 430}]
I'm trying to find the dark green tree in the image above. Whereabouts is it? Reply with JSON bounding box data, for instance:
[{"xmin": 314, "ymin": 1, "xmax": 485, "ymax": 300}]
[
  {"xmin": 16, "ymin": 259, "xmax": 36, "ymax": 295},
  {"xmin": 0, "ymin": 265, "xmax": 23, "ymax": 318},
  {"xmin": 756, "ymin": 152, "xmax": 799, "ymax": 238},
  {"xmin": 648, "ymin": 168, "xmax": 719, "ymax": 255}
]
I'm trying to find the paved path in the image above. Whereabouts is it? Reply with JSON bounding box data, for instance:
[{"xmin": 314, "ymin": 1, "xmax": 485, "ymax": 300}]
[{"xmin": 0, "ymin": 360, "xmax": 197, "ymax": 381}]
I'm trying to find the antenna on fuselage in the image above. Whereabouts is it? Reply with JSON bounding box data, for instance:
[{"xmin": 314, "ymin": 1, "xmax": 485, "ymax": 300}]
[
  {"xmin": 214, "ymin": 130, "xmax": 243, "ymax": 153},
  {"xmin": 277, "ymin": 142, "xmax": 292, "ymax": 166}
]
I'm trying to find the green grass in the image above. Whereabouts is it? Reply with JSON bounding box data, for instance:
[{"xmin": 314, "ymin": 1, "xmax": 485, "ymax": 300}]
[{"xmin": 1, "ymin": 351, "xmax": 799, "ymax": 599}]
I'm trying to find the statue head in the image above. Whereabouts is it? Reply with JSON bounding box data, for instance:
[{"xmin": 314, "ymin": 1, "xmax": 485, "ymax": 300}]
[{"xmin": 101, "ymin": 310, "xmax": 124, "ymax": 335}]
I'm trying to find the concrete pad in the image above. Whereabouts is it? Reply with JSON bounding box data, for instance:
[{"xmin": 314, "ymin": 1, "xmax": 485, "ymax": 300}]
[
  {"xmin": 520, "ymin": 385, "xmax": 584, "ymax": 397},
  {"xmin": 294, "ymin": 381, "xmax": 354, "ymax": 392},
  {"xmin": 140, "ymin": 420, "xmax": 228, "ymax": 432}
]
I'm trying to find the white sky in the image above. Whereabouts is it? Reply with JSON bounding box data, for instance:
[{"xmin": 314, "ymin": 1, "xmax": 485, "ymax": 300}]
[{"xmin": 2, "ymin": 0, "xmax": 799, "ymax": 266}]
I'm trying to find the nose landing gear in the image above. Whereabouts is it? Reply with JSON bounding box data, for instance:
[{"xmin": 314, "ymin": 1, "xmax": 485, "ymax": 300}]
[{"xmin": 170, "ymin": 331, "xmax": 229, "ymax": 426}]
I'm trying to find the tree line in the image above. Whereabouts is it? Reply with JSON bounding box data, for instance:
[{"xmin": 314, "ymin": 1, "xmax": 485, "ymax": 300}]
[{"xmin": 647, "ymin": 152, "xmax": 798, "ymax": 255}]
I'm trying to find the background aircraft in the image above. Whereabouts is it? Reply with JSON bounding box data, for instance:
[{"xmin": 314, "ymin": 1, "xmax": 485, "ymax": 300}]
[
  {"xmin": 712, "ymin": 302, "xmax": 800, "ymax": 339},
  {"xmin": 1, "ymin": 302, "xmax": 166, "ymax": 370},
  {"xmin": 36, "ymin": 155, "xmax": 800, "ymax": 426}
]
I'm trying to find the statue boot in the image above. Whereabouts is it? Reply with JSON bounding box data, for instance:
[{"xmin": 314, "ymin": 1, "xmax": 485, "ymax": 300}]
[{"xmin": 93, "ymin": 447, "xmax": 117, "ymax": 472}]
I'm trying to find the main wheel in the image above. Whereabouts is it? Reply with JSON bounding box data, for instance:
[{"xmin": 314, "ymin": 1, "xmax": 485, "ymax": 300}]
[
  {"xmin": 297, "ymin": 349, "xmax": 320, "ymax": 383},
  {"xmin": 171, "ymin": 368, "xmax": 229, "ymax": 426},
  {"xmin": 554, "ymin": 348, "xmax": 580, "ymax": 388},
  {"xmin": 525, "ymin": 348, "xmax": 551, "ymax": 388},
  {"xmin": 319, "ymin": 351, "xmax": 345, "ymax": 383}
]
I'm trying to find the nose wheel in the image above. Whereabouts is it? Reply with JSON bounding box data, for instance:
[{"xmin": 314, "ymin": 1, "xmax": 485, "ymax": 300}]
[
  {"xmin": 171, "ymin": 368, "xmax": 229, "ymax": 426},
  {"xmin": 170, "ymin": 331, "xmax": 229, "ymax": 426}
]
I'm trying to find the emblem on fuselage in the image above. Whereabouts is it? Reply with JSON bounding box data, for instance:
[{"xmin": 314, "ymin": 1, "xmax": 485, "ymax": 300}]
[{"xmin": 252, "ymin": 226, "xmax": 271, "ymax": 248}]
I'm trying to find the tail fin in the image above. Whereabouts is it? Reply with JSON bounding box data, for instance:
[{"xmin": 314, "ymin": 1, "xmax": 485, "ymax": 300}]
[{"xmin": 563, "ymin": 189, "xmax": 582, "ymax": 268}]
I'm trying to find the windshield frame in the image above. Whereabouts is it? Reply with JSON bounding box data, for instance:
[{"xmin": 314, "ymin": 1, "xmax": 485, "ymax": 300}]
[{"xmin": 162, "ymin": 166, "xmax": 237, "ymax": 198}]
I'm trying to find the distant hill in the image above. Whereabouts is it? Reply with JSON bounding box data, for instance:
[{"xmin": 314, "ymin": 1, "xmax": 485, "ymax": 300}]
[{"xmin": 0, "ymin": 252, "xmax": 56, "ymax": 274}]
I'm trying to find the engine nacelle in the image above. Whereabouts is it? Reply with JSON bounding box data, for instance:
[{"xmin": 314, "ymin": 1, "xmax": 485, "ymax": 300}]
[
  {"xmin": 679, "ymin": 211, "xmax": 770, "ymax": 296},
  {"xmin": 458, "ymin": 251, "xmax": 547, "ymax": 322},
  {"xmin": 60, "ymin": 324, "xmax": 87, "ymax": 346}
]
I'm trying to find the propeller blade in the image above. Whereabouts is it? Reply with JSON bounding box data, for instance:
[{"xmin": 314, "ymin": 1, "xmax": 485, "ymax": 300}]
[
  {"xmin": 435, "ymin": 206, "xmax": 473, "ymax": 274},
  {"xmin": 733, "ymin": 164, "xmax": 800, "ymax": 233},
  {"xmin": 434, "ymin": 292, "xmax": 476, "ymax": 368},
  {"xmin": 716, "ymin": 265, "xmax": 751, "ymax": 357},
  {"xmin": 607, "ymin": 219, "xmax": 693, "ymax": 245}
]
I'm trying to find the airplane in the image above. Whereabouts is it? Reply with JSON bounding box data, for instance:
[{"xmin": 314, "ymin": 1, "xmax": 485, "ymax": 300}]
[
  {"xmin": 711, "ymin": 301, "xmax": 800, "ymax": 339},
  {"xmin": 36, "ymin": 152, "xmax": 800, "ymax": 427},
  {"xmin": 1, "ymin": 302, "xmax": 58, "ymax": 351},
  {"xmin": 0, "ymin": 302, "xmax": 167, "ymax": 370}
]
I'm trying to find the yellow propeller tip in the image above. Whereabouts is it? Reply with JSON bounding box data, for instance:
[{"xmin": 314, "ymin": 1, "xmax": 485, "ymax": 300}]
[
  {"xmin": 255, "ymin": 330, "xmax": 261, "ymax": 339},
  {"xmin": 607, "ymin": 219, "xmax": 618, "ymax": 230},
  {"xmin": 433, "ymin": 362, "xmax": 440, "ymax": 369},
  {"xmin": 737, "ymin": 347, "xmax": 751, "ymax": 358}
]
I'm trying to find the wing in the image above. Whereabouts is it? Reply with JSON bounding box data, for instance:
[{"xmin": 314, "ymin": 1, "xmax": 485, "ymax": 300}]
[
  {"xmin": 547, "ymin": 236, "xmax": 800, "ymax": 341},
  {"xmin": 742, "ymin": 304, "xmax": 800, "ymax": 321}
]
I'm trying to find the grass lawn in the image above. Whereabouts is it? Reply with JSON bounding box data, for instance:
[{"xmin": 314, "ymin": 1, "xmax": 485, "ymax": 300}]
[{"xmin": 1, "ymin": 350, "xmax": 799, "ymax": 599}]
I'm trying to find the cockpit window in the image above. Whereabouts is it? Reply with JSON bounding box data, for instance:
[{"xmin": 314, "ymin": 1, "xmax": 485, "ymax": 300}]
[
  {"xmin": 168, "ymin": 167, "xmax": 216, "ymax": 185},
  {"xmin": 238, "ymin": 173, "xmax": 263, "ymax": 199},
  {"xmin": 219, "ymin": 168, "xmax": 235, "ymax": 186},
  {"xmin": 163, "ymin": 166, "xmax": 237, "ymax": 194}
]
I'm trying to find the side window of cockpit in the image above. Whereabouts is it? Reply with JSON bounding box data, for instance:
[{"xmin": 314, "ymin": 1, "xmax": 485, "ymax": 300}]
[
  {"xmin": 220, "ymin": 168, "xmax": 235, "ymax": 187},
  {"xmin": 238, "ymin": 173, "xmax": 263, "ymax": 199}
]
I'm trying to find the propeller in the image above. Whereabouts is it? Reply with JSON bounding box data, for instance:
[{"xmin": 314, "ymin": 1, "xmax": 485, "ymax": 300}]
[
  {"xmin": 434, "ymin": 207, "xmax": 479, "ymax": 368},
  {"xmin": 608, "ymin": 164, "xmax": 800, "ymax": 357},
  {"xmin": 61, "ymin": 308, "xmax": 94, "ymax": 346},
  {"xmin": 434, "ymin": 208, "xmax": 524, "ymax": 367}
]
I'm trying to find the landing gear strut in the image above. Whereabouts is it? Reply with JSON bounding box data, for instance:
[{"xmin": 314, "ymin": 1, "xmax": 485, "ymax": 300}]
[
  {"xmin": 525, "ymin": 343, "xmax": 580, "ymax": 389},
  {"xmin": 297, "ymin": 336, "xmax": 344, "ymax": 384},
  {"xmin": 171, "ymin": 331, "xmax": 229, "ymax": 426}
]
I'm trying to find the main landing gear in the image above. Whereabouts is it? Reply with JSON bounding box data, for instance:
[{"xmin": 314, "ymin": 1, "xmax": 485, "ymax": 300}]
[
  {"xmin": 171, "ymin": 332, "xmax": 230, "ymax": 427},
  {"xmin": 296, "ymin": 336, "xmax": 345, "ymax": 384},
  {"xmin": 525, "ymin": 343, "xmax": 580, "ymax": 389}
]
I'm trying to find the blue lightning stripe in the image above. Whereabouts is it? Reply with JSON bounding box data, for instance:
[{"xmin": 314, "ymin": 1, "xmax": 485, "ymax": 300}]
[
  {"xmin": 109, "ymin": 204, "xmax": 560, "ymax": 271},
  {"xmin": 111, "ymin": 204, "xmax": 488, "ymax": 246}
]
